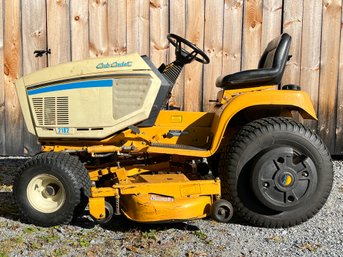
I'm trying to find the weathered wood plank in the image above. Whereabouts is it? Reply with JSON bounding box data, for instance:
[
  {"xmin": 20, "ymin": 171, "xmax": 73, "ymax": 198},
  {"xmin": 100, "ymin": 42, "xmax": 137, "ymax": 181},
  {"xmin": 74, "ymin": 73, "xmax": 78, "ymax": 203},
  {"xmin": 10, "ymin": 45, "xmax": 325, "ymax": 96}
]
[
  {"xmin": 71, "ymin": 0, "xmax": 89, "ymax": 61},
  {"xmin": 169, "ymin": 0, "xmax": 186, "ymax": 109},
  {"xmin": 261, "ymin": 0, "xmax": 282, "ymax": 50},
  {"xmin": 108, "ymin": 0, "xmax": 127, "ymax": 56},
  {"xmin": 21, "ymin": 0, "xmax": 47, "ymax": 154},
  {"xmin": 89, "ymin": 0, "xmax": 108, "ymax": 57},
  {"xmin": 222, "ymin": 0, "xmax": 243, "ymax": 75},
  {"xmin": 149, "ymin": 0, "xmax": 169, "ymax": 67},
  {"xmin": 242, "ymin": 0, "xmax": 263, "ymax": 70},
  {"xmin": 22, "ymin": 0, "xmax": 47, "ymax": 74},
  {"xmin": 300, "ymin": 0, "xmax": 322, "ymax": 131},
  {"xmin": 4, "ymin": 0, "xmax": 23, "ymax": 154},
  {"xmin": 183, "ymin": 0, "xmax": 205, "ymax": 112},
  {"xmin": 335, "ymin": 2, "xmax": 343, "ymax": 154},
  {"xmin": 283, "ymin": 0, "xmax": 304, "ymax": 85},
  {"xmin": 127, "ymin": 0, "xmax": 150, "ymax": 55},
  {"xmin": 47, "ymin": 0, "xmax": 71, "ymax": 66},
  {"xmin": 318, "ymin": 0, "xmax": 341, "ymax": 153},
  {"xmin": 0, "ymin": 0, "xmax": 5, "ymax": 154},
  {"xmin": 203, "ymin": 0, "xmax": 224, "ymax": 111}
]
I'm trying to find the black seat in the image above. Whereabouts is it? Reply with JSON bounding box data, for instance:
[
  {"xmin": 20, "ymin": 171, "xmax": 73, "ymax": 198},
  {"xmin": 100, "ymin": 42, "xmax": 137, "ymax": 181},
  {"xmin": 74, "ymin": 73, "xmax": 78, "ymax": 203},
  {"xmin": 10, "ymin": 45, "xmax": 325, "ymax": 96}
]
[{"xmin": 216, "ymin": 33, "xmax": 292, "ymax": 89}]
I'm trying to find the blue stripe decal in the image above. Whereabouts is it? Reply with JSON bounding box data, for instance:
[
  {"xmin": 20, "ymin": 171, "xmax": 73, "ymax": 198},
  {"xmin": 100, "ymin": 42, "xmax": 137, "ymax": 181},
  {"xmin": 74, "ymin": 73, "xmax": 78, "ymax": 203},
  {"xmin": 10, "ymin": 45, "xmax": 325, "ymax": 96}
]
[{"xmin": 27, "ymin": 79, "xmax": 113, "ymax": 95}]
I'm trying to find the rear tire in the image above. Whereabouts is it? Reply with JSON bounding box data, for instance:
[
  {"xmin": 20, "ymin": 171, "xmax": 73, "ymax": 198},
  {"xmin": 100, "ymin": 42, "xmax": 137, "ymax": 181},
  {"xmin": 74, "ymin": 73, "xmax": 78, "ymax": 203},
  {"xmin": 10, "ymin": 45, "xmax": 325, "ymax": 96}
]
[
  {"xmin": 219, "ymin": 117, "xmax": 333, "ymax": 228},
  {"xmin": 13, "ymin": 152, "xmax": 91, "ymax": 227}
]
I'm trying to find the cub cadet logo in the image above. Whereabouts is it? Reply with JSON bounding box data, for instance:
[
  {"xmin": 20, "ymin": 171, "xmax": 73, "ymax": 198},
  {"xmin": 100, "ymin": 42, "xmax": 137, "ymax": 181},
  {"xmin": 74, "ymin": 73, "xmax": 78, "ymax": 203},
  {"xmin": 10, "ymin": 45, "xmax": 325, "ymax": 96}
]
[{"xmin": 96, "ymin": 61, "xmax": 133, "ymax": 69}]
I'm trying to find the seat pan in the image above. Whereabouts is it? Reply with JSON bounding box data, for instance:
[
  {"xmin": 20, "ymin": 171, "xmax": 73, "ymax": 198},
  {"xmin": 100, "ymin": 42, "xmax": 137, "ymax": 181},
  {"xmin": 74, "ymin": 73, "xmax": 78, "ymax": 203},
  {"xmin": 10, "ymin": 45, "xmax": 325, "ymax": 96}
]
[{"xmin": 216, "ymin": 68, "xmax": 281, "ymax": 89}]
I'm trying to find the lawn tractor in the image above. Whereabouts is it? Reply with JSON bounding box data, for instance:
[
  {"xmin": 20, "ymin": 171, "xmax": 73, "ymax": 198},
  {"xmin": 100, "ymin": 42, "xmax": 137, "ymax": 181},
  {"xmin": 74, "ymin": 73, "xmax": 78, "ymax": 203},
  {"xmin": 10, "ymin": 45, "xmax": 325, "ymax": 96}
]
[{"xmin": 14, "ymin": 33, "xmax": 333, "ymax": 228}]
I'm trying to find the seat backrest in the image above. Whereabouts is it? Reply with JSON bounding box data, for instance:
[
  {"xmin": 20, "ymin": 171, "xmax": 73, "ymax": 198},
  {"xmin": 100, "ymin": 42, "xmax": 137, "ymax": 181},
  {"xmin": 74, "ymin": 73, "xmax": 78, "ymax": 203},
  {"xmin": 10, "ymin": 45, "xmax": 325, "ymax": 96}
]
[
  {"xmin": 258, "ymin": 33, "xmax": 292, "ymax": 82},
  {"xmin": 216, "ymin": 33, "xmax": 292, "ymax": 89}
]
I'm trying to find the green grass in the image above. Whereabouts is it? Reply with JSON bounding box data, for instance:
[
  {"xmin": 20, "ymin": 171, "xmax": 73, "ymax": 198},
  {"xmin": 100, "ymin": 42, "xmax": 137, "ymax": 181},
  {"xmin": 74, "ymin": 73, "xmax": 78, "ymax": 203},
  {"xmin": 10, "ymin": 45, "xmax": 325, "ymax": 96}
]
[{"xmin": 0, "ymin": 251, "xmax": 8, "ymax": 257}]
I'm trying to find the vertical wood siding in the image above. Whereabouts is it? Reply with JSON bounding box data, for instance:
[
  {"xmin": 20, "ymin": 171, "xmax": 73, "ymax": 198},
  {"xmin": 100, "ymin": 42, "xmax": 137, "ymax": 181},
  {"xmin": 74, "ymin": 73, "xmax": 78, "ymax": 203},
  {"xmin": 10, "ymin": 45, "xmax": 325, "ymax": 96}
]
[
  {"xmin": 4, "ymin": 0, "xmax": 23, "ymax": 155},
  {"xmin": 0, "ymin": 0, "xmax": 5, "ymax": 154},
  {"xmin": 1, "ymin": 1, "xmax": 343, "ymax": 155}
]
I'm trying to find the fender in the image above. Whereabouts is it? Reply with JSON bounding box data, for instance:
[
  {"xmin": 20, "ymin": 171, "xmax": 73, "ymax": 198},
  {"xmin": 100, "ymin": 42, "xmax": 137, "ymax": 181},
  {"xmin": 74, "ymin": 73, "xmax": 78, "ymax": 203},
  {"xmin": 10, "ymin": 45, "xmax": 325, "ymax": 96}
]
[{"xmin": 209, "ymin": 90, "xmax": 317, "ymax": 155}]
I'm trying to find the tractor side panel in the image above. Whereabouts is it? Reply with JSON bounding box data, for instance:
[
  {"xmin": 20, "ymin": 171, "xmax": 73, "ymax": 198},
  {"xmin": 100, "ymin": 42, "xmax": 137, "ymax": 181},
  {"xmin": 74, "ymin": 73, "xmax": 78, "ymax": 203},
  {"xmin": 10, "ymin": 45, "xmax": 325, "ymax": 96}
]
[
  {"xmin": 209, "ymin": 90, "xmax": 317, "ymax": 155},
  {"xmin": 27, "ymin": 75, "xmax": 159, "ymax": 139}
]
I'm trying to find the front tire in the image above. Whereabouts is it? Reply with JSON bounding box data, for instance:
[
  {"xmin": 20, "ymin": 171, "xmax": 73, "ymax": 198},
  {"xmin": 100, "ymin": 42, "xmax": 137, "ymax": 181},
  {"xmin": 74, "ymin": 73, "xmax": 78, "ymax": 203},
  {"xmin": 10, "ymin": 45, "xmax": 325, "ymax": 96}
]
[
  {"xmin": 13, "ymin": 152, "xmax": 91, "ymax": 227},
  {"xmin": 219, "ymin": 117, "xmax": 333, "ymax": 228}
]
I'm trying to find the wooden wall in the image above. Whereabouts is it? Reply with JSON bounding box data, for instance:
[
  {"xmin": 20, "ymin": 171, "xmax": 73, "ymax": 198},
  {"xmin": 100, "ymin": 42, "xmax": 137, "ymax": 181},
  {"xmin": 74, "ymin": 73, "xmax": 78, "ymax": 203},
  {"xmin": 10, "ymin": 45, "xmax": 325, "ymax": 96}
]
[{"xmin": 0, "ymin": 0, "xmax": 342, "ymax": 155}]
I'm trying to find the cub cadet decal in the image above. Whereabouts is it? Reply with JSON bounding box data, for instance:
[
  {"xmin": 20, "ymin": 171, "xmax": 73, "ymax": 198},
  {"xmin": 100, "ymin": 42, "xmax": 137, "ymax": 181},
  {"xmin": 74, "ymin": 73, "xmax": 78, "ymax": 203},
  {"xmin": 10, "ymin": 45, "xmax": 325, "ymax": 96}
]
[
  {"xmin": 281, "ymin": 174, "xmax": 293, "ymax": 187},
  {"xmin": 96, "ymin": 61, "xmax": 133, "ymax": 69}
]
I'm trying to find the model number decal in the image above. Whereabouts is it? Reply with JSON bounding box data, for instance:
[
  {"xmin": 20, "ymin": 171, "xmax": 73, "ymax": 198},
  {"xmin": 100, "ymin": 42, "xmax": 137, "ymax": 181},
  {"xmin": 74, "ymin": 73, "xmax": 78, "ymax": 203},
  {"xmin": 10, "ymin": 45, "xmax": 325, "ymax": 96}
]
[{"xmin": 56, "ymin": 128, "xmax": 70, "ymax": 134}]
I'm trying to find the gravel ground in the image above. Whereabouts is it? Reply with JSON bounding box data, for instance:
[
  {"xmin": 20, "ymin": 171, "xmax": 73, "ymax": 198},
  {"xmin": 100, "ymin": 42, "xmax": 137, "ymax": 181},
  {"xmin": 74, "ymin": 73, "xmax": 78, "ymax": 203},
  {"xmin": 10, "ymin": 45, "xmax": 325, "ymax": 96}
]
[{"xmin": 0, "ymin": 157, "xmax": 342, "ymax": 257}]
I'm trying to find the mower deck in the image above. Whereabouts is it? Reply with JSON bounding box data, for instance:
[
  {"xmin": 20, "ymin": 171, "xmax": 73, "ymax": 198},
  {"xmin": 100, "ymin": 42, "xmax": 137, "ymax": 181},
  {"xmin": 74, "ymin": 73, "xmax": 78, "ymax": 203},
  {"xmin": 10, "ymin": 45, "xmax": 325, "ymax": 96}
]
[{"xmin": 88, "ymin": 163, "xmax": 221, "ymax": 222}]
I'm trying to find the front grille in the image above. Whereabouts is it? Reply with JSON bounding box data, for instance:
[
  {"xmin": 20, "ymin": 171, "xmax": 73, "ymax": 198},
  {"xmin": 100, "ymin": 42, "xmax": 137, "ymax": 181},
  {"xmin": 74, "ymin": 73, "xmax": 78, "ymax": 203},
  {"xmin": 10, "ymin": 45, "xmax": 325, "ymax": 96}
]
[
  {"xmin": 32, "ymin": 96, "xmax": 69, "ymax": 126},
  {"xmin": 32, "ymin": 98, "xmax": 43, "ymax": 125},
  {"xmin": 56, "ymin": 97, "xmax": 69, "ymax": 125},
  {"xmin": 44, "ymin": 97, "xmax": 56, "ymax": 125}
]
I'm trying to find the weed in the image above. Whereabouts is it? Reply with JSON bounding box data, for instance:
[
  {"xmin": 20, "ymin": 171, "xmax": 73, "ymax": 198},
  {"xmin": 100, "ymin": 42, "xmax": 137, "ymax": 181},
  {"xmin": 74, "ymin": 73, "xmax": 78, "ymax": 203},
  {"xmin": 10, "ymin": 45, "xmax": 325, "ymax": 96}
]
[
  {"xmin": 266, "ymin": 235, "xmax": 284, "ymax": 243},
  {"xmin": 28, "ymin": 241, "xmax": 42, "ymax": 250},
  {"xmin": 52, "ymin": 248, "xmax": 68, "ymax": 257},
  {"xmin": 142, "ymin": 229, "xmax": 158, "ymax": 241},
  {"xmin": 80, "ymin": 239, "xmax": 90, "ymax": 247},
  {"xmin": 297, "ymin": 242, "xmax": 321, "ymax": 253},
  {"xmin": 39, "ymin": 233, "xmax": 59, "ymax": 243},
  {"xmin": 161, "ymin": 244, "xmax": 181, "ymax": 257},
  {"xmin": 0, "ymin": 236, "xmax": 24, "ymax": 256},
  {"xmin": 23, "ymin": 226, "xmax": 37, "ymax": 234},
  {"xmin": 187, "ymin": 251, "xmax": 208, "ymax": 257},
  {"xmin": 193, "ymin": 230, "xmax": 208, "ymax": 240},
  {"xmin": 14, "ymin": 235, "xmax": 24, "ymax": 244}
]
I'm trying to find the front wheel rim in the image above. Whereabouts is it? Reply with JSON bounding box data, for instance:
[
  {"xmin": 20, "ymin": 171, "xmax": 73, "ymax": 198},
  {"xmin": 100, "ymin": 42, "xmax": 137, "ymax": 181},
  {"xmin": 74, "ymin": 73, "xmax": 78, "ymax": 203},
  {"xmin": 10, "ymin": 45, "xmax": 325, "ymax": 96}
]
[{"xmin": 27, "ymin": 174, "xmax": 66, "ymax": 213}]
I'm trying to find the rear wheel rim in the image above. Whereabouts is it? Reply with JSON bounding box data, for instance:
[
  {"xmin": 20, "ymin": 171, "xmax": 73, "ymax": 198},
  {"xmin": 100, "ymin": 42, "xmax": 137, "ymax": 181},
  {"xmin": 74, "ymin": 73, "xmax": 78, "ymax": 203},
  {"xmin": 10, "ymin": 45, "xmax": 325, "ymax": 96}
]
[
  {"xmin": 27, "ymin": 174, "xmax": 66, "ymax": 213},
  {"xmin": 252, "ymin": 146, "xmax": 318, "ymax": 211}
]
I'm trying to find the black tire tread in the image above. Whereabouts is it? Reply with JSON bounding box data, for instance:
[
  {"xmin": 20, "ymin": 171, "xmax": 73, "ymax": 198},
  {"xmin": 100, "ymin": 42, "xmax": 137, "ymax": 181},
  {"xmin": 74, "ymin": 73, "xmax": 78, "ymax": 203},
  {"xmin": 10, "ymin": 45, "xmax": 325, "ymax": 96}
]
[
  {"xmin": 219, "ymin": 117, "xmax": 333, "ymax": 228},
  {"xmin": 13, "ymin": 152, "xmax": 91, "ymax": 227}
]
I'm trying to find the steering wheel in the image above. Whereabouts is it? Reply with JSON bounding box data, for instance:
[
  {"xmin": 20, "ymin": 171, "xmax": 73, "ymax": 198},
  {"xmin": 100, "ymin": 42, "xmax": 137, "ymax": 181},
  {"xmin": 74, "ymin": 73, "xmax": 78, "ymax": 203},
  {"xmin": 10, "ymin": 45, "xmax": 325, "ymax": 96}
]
[{"xmin": 167, "ymin": 34, "xmax": 210, "ymax": 65}]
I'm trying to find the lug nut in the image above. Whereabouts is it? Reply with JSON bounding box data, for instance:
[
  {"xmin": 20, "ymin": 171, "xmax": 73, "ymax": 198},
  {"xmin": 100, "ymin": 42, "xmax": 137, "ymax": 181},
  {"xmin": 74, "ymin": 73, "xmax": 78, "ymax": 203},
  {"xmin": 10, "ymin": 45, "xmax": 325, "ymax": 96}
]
[
  {"xmin": 263, "ymin": 182, "xmax": 269, "ymax": 188},
  {"xmin": 302, "ymin": 171, "xmax": 309, "ymax": 177}
]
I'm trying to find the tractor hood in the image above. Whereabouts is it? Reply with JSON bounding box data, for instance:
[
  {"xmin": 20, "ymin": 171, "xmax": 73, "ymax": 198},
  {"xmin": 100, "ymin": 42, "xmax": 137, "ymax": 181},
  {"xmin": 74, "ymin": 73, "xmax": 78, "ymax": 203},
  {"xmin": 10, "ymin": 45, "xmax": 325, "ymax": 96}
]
[
  {"xmin": 15, "ymin": 53, "xmax": 169, "ymax": 139},
  {"xmin": 21, "ymin": 53, "xmax": 150, "ymax": 86}
]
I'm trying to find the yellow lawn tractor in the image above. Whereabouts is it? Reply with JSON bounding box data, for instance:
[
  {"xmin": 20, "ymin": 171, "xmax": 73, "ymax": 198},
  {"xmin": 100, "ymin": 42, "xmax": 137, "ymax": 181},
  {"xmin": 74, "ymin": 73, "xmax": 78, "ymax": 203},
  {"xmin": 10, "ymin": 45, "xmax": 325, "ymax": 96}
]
[{"xmin": 14, "ymin": 33, "xmax": 333, "ymax": 228}]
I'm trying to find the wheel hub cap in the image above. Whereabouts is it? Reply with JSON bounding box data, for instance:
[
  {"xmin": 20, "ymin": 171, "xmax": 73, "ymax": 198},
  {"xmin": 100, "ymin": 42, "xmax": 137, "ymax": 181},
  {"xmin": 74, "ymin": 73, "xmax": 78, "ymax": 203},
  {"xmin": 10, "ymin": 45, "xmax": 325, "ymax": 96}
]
[
  {"xmin": 27, "ymin": 174, "xmax": 66, "ymax": 213},
  {"xmin": 252, "ymin": 146, "xmax": 318, "ymax": 211}
]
